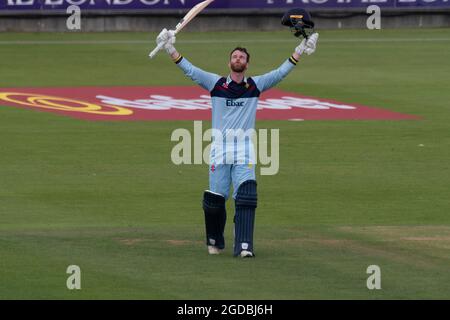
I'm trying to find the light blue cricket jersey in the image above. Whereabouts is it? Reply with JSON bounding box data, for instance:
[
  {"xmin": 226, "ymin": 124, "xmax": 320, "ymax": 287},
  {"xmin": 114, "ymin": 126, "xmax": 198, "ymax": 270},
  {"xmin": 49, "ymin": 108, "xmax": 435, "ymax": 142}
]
[{"xmin": 175, "ymin": 55, "xmax": 298, "ymax": 164}]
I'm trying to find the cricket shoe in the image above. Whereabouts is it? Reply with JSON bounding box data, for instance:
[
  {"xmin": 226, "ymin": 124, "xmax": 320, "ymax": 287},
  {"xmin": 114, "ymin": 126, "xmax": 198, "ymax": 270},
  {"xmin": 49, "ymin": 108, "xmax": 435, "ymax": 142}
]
[
  {"xmin": 207, "ymin": 245, "xmax": 223, "ymax": 255},
  {"xmin": 239, "ymin": 250, "xmax": 254, "ymax": 258}
]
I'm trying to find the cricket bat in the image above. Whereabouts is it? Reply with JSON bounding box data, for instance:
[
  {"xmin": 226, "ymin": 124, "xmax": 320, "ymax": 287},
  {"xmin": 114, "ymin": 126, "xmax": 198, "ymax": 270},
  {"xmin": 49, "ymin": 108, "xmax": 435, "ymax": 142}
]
[{"xmin": 149, "ymin": 0, "xmax": 214, "ymax": 59}]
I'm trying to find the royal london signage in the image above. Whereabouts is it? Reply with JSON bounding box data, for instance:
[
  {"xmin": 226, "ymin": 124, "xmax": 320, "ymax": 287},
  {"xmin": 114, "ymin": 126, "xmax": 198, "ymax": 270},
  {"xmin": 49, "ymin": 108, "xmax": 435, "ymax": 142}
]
[{"xmin": 1, "ymin": 0, "xmax": 448, "ymax": 11}]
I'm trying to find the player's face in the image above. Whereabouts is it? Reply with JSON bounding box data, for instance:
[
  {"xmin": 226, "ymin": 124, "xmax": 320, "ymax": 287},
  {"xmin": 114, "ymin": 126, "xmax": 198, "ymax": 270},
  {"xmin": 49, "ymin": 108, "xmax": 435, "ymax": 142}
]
[{"xmin": 229, "ymin": 50, "xmax": 249, "ymax": 73}]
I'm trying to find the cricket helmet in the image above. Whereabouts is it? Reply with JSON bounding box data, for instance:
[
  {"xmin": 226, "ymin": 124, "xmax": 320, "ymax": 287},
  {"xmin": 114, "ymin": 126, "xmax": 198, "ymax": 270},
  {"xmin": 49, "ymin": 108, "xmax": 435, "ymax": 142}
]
[{"xmin": 281, "ymin": 8, "xmax": 315, "ymax": 39}]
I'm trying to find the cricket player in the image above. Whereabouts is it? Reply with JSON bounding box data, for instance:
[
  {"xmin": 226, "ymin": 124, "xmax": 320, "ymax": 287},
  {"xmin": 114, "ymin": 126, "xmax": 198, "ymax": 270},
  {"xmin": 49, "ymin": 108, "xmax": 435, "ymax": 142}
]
[{"xmin": 156, "ymin": 29, "xmax": 319, "ymax": 258}]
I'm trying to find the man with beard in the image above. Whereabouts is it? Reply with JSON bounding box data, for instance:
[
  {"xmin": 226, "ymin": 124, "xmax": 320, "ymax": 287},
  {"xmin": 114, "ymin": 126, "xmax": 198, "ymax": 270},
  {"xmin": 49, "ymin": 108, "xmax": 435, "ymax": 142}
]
[{"xmin": 156, "ymin": 28, "xmax": 319, "ymax": 258}]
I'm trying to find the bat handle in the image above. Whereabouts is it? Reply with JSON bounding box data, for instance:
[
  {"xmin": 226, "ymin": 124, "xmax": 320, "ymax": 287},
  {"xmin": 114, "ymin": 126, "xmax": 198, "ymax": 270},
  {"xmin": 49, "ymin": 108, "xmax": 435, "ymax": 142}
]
[{"xmin": 149, "ymin": 42, "xmax": 165, "ymax": 59}]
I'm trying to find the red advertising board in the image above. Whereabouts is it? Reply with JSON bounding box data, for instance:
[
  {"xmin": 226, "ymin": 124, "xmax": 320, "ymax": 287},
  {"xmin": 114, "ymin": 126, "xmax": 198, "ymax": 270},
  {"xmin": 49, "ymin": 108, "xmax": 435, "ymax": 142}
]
[{"xmin": 0, "ymin": 86, "xmax": 419, "ymax": 121}]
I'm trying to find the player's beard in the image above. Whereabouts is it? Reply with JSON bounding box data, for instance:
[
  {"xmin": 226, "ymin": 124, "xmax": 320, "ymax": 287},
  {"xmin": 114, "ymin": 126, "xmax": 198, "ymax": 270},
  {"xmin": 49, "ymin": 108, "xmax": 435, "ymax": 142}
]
[{"xmin": 230, "ymin": 62, "xmax": 247, "ymax": 73}]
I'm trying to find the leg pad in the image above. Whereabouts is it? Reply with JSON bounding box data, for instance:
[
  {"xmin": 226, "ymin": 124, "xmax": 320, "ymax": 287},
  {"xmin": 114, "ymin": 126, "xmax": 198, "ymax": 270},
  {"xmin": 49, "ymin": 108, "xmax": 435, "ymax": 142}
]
[
  {"xmin": 234, "ymin": 180, "xmax": 257, "ymax": 256},
  {"xmin": 203, "ymin": 191, "xmax": 226, "ymax": 249}
]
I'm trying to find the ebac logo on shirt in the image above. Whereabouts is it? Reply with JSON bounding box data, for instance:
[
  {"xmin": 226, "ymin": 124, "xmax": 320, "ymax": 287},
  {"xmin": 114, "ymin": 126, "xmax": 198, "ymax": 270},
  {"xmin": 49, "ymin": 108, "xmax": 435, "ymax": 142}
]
[
  {"xmin": 226, "ymin": 100, "xmax": 244, "ymax": 107},
  {"xmin": 0, "ymin": 86, "xmax": 419, "ymax": 121}
]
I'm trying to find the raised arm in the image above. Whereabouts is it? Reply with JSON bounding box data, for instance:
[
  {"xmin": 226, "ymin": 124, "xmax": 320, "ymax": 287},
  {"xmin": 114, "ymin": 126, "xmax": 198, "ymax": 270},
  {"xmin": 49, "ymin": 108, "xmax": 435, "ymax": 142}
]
[
  {"xmin": 172, "ymin": 53, "xmax": 221, "ymax": 92},
  {"xmin": 253, "ymin": 33, "xmax": 319, "ymax": 93},
  {"xmin": 156, "ymin": 29, "xmax": 220, "ymax": 92},
  {"xmin": 253, "ymin": 58, "xmax": 297, "ymax": 93}
]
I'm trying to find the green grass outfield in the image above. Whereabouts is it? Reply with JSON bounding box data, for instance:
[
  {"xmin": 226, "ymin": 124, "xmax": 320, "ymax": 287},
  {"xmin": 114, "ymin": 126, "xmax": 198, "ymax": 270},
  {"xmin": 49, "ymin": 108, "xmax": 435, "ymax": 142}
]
[{"xmin": 0, "ymin": 28, "xmax": 449, "ymax": 299}]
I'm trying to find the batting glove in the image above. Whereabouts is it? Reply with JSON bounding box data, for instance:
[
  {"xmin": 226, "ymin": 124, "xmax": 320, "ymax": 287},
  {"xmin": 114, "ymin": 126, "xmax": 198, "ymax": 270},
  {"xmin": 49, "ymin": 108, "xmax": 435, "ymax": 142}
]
[
  {"xmin": 164, "ymin": 30, "xmax": 177, "ymax": 55},
  {"xmin": 304, "ymin": 32, "xmax": 319, "ymax": 55},
  {"xmin": 156, "ymin": 28, "xmax": 170, "ymax": 46},
  {"xmin": 295, "ymin": 38, "xmax": 307, "ymax": 56}
]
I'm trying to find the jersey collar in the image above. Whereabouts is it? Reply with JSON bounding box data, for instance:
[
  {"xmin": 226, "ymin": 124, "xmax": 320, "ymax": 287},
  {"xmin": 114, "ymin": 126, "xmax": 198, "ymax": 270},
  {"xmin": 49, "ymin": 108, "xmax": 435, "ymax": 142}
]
[{"xmin": 227, "ymin": 75, "xmax": 248, "ymax": 86}]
